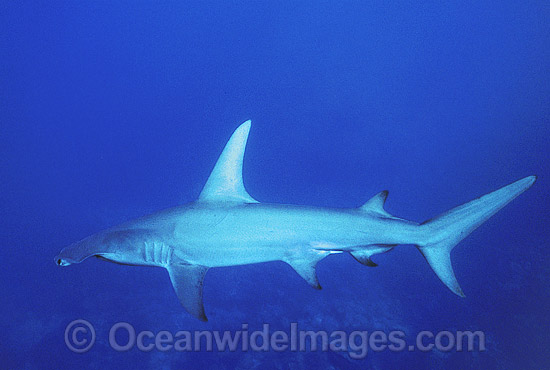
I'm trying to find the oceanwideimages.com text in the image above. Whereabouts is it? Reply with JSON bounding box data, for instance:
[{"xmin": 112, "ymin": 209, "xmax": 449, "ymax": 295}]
[{"xmin": 65, "ymin": 320, "xmax": 485, "ymax": 359}]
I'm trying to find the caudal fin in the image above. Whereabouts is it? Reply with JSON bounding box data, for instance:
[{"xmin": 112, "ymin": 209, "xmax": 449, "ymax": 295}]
[{"xmin": 417, "ymin": 176, "xmax": 536, "ymax": 297}]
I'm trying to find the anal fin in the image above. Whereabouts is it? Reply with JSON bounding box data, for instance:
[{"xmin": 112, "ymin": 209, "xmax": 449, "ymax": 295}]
[
  {"xmin": 167, "ymin": 264, "xmax": 209, "ymax": 321},
  {"xmin": 351, "ymin": 253, "xmax": 379, "ymax": 267},
  {"xmin": 350, "ymin": 245, "xmax": 395, "ymax": 267}
]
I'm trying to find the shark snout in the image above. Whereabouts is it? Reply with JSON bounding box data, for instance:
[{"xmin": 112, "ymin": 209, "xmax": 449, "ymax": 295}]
[{"xmin": 55, "ymin": 256, "xmax": 72, "ymax": 266}]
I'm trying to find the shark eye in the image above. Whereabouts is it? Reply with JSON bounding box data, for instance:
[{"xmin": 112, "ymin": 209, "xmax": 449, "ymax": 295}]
[{"xmin": 57, "ymin": 259, "xmax": 62, "ymax": 265}]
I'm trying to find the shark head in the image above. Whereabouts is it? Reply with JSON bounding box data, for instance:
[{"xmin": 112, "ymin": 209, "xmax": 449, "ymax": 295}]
[
  {"xmin": 54, "ymin": 233, "xmax": 107, "ymax": 266},
  {"xmin": 54, "ymin": 247, "xmax": 93, "ymax": 266},
  {"xmin": 55, "ymin": 227, "xmax": 167, "ymax": 267}
]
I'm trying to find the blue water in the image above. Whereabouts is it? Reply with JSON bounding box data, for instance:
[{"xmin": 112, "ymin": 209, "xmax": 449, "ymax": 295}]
[{"xmin": 1, "ymin": 2, "xmax": 549, "ymax": 369}]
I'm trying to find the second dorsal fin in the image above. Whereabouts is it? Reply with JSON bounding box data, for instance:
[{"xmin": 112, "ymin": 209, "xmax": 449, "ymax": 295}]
[
  {"xmin": 360, "ymin": 190, "xmax": 391, "ymax": 217},
  {"xmin": 198, "ymin": 120, "xmax": 258, "ymax": 204}
]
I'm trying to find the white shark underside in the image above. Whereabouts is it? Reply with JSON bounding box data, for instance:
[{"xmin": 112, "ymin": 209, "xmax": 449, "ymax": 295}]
[{"xmin": 55, "ymin": 121, "xmax": 536, "ymax": 321}]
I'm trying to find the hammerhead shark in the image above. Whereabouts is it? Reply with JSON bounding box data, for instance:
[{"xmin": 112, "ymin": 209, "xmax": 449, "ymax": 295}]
[{"xmin": 55, "ymin": 120, "xmax": 536, "ymax": 321}]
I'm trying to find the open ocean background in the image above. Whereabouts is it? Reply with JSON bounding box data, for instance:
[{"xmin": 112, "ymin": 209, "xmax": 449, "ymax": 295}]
[{"xmin": 1, "ymin": 2, "xmax": 549, "ymax": 369}]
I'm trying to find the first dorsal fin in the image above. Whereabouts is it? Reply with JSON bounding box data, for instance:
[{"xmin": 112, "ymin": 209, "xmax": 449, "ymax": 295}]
[
  {"xmin": 360, "ymin": 190, "xmax": 391, "ymax": 216},
  {"xmin": 198, "ymin": 120, "xmax": 258, "ymax": 203}
]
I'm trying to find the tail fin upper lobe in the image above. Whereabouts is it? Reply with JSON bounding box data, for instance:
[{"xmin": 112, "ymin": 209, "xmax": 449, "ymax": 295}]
[{"xmin": 417, "ymin": 176, "xmax": 536, "ymax": 297}]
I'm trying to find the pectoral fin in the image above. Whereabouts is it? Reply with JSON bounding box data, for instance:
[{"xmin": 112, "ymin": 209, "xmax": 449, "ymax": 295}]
[{"xmin": 167, "ymin": 264, "xmax": 209, "ymax": 321}]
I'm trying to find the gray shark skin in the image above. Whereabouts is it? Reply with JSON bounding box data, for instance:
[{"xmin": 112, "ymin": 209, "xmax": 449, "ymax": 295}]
[{"xmin": 55, "ymin": 120, "xmax": 536, "ymax": 321}]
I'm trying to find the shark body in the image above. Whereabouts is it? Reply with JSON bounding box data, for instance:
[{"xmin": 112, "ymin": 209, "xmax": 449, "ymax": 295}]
[{"xmin": 55, "ymin": 121, "xmax": 536, "ymax": 320}]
